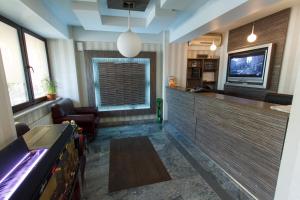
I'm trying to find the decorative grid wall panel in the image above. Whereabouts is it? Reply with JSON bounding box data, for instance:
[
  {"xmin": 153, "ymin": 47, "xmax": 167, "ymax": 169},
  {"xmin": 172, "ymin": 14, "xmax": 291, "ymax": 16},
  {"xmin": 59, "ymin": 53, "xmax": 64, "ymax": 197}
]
[
  {"xmin": 84, "ymin": 51, "xmax": 156, "ymax": 117},
  {"xmin": 92, "ymin": 57, "xmax": 151, "ymax": 112},
  {"xmin": 99, "ymin": 62, "xmax": 146, "ymax": 106}
]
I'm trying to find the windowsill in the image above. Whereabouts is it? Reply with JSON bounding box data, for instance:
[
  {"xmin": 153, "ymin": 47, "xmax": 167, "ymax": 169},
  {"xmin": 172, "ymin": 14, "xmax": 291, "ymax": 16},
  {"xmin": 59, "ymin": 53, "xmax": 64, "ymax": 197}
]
[{"xmin": 13, "ymin": 97, "xmax": 62, "ymax": 119}]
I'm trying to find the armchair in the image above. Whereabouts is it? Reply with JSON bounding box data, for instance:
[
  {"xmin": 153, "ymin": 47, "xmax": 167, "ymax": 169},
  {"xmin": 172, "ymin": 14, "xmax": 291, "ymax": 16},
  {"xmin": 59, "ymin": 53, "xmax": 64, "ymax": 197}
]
[
  {"xmin": 51, "ymin": 98, "xmax": 99, "ymax": 139},
  {"xmin": 15, "ymin": 122, "xmax": 30, "ymax": 137}
]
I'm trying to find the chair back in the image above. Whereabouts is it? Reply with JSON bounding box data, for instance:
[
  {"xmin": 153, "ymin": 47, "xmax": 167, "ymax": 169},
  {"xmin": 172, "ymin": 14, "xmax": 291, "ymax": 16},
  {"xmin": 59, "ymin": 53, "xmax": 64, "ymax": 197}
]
[
  {"xmin": 15, "ymin": 122, "xmax": 30, "ymax": 137},
  {"xmin": 264, "ymin": 93, "xmax": 293, "ymax": 105},
  {"xmin": 51, "ymin": 98, "xmax": 75, "ymax": 121}
]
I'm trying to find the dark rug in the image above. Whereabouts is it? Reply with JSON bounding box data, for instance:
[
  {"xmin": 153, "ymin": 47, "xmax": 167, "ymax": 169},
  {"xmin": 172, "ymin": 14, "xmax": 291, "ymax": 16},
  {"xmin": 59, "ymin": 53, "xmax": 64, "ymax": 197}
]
[{"xmin": 109, "ymin": 136, "xmax": 171, "ymax": 192}]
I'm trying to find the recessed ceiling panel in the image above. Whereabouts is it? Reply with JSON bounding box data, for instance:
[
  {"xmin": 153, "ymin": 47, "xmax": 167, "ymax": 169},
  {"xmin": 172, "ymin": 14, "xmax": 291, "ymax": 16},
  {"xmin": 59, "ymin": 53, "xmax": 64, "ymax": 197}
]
[{"xmin": 107, "ymin": 0, "xmax": 150, "ymax": 12}]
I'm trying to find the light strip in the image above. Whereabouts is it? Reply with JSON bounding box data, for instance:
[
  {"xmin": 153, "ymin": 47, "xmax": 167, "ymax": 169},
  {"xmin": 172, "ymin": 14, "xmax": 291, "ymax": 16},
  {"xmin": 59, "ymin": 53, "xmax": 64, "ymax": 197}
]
[
  {"xmin": 2, "ymin": 149, "xmax": 48, "ymax": 200},
  {"xmin": 0, "ymin": 153, "xmax": 31, "ymax": 185}
]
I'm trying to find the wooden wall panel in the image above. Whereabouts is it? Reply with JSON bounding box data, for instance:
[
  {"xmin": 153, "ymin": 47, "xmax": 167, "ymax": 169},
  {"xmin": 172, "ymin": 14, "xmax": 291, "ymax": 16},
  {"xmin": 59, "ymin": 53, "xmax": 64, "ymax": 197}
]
[
  {"xmin": 84, "ymin": 51, "xmax": 156, "ymax": 117},
  {"xmin": 166, "ymin": 88, "xmax": 196, "ymax": 140},
  {"xmin": 194, "ymin": 95, "xmax": 288, "ymax": 200},
  {"xmin": 227, "ymin": 8, "xmax": 291, "ymax": 92}
]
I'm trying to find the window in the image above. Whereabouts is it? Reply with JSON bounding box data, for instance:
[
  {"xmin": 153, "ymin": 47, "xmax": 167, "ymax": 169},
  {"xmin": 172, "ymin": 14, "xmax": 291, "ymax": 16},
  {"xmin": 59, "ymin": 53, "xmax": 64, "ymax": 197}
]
[
  {"xmin": 24, "ymin": 33, "xmax": 50, "ymax": 98},
  {"xmin": 0, "ymin": 21, "xmax": 29, "ymax": 106},
  {"xmin": 93, "ymin": 58, "xmax": 151, "ymax": 111},
  {"xmin": 0, "ymin": 17, "xmax": 51, "ymax": 112}
]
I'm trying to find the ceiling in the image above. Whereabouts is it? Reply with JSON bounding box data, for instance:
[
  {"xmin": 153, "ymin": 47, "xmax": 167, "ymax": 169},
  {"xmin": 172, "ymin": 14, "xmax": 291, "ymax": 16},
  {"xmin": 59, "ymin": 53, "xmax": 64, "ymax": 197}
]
[
  {"xmin": 0, "ymin": 0, "xmax": 298, "ymax": 41},
  {"xmin": 107, "ymin": 0, "xmax": 150, "ymax": 12},
  {"xmin": 41, "ymin": 0, "xmax": 194, "ymax": 34}
]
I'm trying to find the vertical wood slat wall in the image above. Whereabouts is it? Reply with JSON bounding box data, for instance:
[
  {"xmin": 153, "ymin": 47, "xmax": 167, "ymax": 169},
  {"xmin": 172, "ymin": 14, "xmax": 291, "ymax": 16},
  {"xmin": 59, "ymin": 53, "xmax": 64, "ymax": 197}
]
[
  {"xmin": 98, "ymin": 62, "xmax": 146, "ymax": 106},
  {"xmin": 166, "ymin": 88, "xmax": 196, "ymax": 140}
]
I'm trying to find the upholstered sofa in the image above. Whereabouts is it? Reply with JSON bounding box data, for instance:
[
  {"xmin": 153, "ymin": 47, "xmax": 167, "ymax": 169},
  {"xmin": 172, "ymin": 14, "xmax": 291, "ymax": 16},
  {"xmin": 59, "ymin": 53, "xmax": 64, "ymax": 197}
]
[{"xmin": 51, "ymin": 98, "xmax": 99, "ymax": 139}]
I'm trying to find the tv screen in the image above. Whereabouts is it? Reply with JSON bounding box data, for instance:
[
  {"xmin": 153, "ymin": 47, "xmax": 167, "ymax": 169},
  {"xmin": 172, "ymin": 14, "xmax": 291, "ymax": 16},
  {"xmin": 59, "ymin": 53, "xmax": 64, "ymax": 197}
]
[{"xmin": 228, "ymin": 48, "xmax": 268, "ymax": 78}]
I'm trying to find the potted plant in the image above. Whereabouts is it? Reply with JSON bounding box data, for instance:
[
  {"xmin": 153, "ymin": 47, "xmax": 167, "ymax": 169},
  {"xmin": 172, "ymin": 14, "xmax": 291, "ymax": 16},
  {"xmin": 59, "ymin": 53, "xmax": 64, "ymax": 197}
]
[{"xmin": 43, "ymin": 79, "xmax": 57, "ymax": 100}]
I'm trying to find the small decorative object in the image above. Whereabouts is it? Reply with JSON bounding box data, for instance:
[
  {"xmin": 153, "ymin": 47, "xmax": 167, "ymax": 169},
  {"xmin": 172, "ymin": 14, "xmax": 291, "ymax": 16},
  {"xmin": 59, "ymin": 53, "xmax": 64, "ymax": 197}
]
[
  {"xmin": 197, "ymin": 54, "xmax": 208, "ymax": 59},
  {"xmin": 247, "ymin": 24, "xmax": 257, "ymax": 43},
  {"xmin": 191, "ymin": 61, "xmax": 198, "ymax": 67},
  {"xmin": 208, "ymin": 55, "xmax": 216, "ymax": 59},
  {"xmin": 70, "ymin": 120, "xmax": 76, "ymax": 126},
  {"xmin": 77, "ymin": 127, "xmax": 83, "ymax": 135},
  {"xmin": 168, "ymin": 76, "xmax": 176, "ymax": 88},
  {"xmin": 156, "ymin": 98, "xmax": 163, "ymax": 123},
  {"xmin": 43, "ymin": 79, "xmax": 57, "ymax": 100},
  {"xmin": 62, "ymin": 120, "xmax": 83, "ymax": 135}
]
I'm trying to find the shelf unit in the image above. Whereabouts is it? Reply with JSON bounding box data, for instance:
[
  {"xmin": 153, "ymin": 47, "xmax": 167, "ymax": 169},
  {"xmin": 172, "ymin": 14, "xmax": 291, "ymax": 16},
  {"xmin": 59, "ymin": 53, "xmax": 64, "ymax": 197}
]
[{"xmin": 186, "ymin": 58, "xmax": 219, "ymax": 89}]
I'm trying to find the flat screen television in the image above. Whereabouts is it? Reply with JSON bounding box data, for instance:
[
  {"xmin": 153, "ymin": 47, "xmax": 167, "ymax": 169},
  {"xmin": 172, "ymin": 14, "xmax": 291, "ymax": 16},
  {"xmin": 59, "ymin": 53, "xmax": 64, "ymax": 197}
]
[{"xmin": 226, "ymin": 43, "xmax": 273, "ymax": 88}]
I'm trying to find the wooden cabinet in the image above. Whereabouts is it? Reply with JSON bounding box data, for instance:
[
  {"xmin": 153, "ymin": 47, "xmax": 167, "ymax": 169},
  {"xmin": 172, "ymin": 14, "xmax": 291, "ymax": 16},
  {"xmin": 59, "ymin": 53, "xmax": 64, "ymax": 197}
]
[{"xmin": 186, "ymin": 58, "xmax": 219, "ymax": 89}]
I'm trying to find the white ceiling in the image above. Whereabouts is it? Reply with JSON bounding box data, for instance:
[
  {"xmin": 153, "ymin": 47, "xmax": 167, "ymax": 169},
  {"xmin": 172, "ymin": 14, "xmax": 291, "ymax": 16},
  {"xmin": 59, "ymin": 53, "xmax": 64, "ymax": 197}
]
[
  {"xmin": 0, "ymin": 0, "xmax": 299, "ymax": 42},
  {"xmin": 54, "ymin": 0, "xmax": 179, "ymax": 34},
  {"xmin": 42, "ymin": 0, "xmax": 81, "ymax": 26}
]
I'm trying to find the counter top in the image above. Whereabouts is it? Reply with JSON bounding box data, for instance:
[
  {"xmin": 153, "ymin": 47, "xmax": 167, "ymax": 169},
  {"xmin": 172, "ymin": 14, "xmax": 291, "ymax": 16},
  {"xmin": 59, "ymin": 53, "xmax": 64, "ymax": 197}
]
[{"xmin": 167, "ymin": 87, "xmax": 288, "ymax": 114}]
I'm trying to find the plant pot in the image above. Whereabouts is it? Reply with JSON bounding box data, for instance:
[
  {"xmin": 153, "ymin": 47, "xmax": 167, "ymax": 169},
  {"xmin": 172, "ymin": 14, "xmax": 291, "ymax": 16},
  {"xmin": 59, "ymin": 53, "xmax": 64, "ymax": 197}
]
[{"xmin": 47, "ymin": 94, "xmax": 57, "ymax": 100}]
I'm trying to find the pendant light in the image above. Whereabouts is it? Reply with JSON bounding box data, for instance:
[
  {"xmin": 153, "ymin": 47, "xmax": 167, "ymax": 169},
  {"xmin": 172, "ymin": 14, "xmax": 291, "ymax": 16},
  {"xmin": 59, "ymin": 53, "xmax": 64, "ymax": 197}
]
[
  {"xmin": 247, "ymin": 24, "xmax": 257, "ymax": 43},
  {"xmin": 210, "ymin": 40, "xmax": 217, "ymax": 51},
  {"xmin": 117, "ymin": 2, "xmax": 142, "ymax": 58}
]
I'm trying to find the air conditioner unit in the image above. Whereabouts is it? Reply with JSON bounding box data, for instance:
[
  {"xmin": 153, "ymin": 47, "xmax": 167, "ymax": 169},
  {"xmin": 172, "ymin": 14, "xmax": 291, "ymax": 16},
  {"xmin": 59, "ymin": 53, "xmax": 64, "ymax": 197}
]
[{"xmin": 188, "ymin": 33, "xmax": 222, "ymax": 47}]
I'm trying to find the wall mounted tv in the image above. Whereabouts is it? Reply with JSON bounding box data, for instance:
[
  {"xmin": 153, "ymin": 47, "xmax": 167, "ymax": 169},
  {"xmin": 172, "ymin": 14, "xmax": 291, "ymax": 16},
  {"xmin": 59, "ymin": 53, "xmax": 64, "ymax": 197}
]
[{"xmin": 226, "ymin": 43, "xmax": 273, "ymax": 89}]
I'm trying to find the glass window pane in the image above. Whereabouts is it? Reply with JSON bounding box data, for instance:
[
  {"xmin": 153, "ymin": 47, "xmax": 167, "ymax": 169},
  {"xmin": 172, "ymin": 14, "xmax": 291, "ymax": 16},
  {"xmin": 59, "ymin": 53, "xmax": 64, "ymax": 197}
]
[
  {"xmin": 24, "ymin": 33, "xmax": 50, "ymax": 98},
  {"xmin": 0, "ymin": 21, "xmax": 29, "ymax": 106}
]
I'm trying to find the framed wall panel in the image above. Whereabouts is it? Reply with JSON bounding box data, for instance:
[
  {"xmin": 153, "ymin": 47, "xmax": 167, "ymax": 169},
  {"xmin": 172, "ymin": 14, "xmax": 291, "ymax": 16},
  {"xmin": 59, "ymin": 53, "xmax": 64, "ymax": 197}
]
[{"xmin": 84, "ymin": 51, "xmax": 156, "ymax": 117}]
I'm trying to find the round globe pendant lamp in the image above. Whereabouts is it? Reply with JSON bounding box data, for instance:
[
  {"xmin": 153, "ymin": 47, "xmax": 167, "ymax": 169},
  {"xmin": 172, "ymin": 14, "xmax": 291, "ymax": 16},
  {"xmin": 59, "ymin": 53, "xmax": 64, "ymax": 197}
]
[{"xmin": 117, "ymin": 2, "xmax": 142, "ymax": 57}]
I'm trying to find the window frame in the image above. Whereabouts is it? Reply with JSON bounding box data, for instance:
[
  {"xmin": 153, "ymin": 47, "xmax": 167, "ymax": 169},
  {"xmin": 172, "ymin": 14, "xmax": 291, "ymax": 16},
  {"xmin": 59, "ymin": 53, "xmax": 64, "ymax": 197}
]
[
  {"xmin": 93, "ymin": 58, "xmax": 151, "ymax": 111},
  {"xmin": 84, "ymin": 50, "xmax": 156, "ymax": 117},
  {"xmin": 0, "ymin": 15, "xmax": 52, "ymax": 113}
]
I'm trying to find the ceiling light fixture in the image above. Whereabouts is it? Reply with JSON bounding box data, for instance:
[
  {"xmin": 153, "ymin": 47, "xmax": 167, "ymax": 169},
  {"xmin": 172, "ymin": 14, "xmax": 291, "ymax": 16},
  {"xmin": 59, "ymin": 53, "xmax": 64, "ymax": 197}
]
[
  {"xmin": 247, "ymin": 24, "xmax": 257, "ymax": 43},
  {"xmin": 117, "ymin": 1, "xmax": 142, "ymax": 58},
  {"xmin": 210, "ymin": 40, "xmax": 217, "ymax": 51}
]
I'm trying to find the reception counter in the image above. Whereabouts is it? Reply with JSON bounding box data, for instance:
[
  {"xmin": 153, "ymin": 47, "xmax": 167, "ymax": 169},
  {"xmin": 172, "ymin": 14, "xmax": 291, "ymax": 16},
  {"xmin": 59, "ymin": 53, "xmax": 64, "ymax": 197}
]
[{"xmin": 166, "ymin": 87, "xmax": 289, "ymax": 200}]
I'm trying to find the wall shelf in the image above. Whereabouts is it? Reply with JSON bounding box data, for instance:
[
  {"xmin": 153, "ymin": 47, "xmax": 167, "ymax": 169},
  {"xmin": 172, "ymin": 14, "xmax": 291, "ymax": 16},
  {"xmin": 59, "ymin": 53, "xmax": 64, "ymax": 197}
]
[{"xmin": 186, "ymin": 58, "xmax": 219, "ymax": 89}]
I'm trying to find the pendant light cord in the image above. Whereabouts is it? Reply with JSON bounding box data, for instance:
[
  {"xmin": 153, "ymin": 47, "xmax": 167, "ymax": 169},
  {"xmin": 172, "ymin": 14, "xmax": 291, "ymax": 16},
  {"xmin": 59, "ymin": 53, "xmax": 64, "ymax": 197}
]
[{"xmin": 128, "ymin": 4, "xmax": 131, "ymax": 31}]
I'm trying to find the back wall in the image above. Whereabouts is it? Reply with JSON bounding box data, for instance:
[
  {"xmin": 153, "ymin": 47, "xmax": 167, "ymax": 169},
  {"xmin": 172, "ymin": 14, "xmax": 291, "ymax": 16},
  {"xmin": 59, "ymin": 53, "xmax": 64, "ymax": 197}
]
[
  {"xmin": 75, "ymin": 41, "xmax": 162, "ymax": 124},
  {"xmin": 226, "ymin": 8, "xmax": 291, "ymax": 92}
]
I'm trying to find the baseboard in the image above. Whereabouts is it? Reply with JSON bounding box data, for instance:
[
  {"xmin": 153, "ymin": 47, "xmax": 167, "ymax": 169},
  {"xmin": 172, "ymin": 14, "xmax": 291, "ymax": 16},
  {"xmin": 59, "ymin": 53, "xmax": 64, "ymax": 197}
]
[{"xmin": 98, "ymin": 119, "xmax": 157, "ymax": 128}]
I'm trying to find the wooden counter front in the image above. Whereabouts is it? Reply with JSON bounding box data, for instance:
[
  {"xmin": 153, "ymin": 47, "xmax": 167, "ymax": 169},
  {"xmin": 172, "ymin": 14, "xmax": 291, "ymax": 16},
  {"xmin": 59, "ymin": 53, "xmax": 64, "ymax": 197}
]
[{"xmin": 166, "ymin": 87, "xmax": 289, "ymax": 200}]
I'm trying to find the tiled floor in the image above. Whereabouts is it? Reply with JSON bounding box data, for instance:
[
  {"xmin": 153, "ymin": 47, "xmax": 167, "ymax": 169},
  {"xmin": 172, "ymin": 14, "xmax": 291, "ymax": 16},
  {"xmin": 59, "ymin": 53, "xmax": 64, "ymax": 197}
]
[{"xmin": 82, "ymin": 123, "xmax": 244, "ymax": 200}]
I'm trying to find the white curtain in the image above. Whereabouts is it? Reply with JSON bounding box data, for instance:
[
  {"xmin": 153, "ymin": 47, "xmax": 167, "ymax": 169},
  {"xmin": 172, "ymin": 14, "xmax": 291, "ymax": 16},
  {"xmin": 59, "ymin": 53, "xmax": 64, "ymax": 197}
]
[{"xmin": 0, "ymin": 50, "xmax": 17, "ymax": 150}]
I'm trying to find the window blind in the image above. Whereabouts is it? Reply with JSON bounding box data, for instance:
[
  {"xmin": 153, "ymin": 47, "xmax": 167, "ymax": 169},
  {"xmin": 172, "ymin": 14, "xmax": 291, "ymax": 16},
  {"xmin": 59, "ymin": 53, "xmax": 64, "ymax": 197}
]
[
  {"xmin": 99, "ymin": 62, "xmax": 146, "ymax": 106},
  {"xmin": 92, "ymin": 57, "xmax": 151, "ymax": 112}
]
